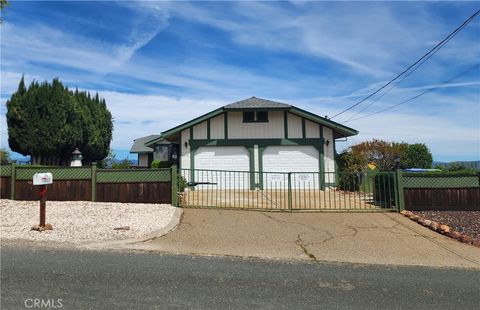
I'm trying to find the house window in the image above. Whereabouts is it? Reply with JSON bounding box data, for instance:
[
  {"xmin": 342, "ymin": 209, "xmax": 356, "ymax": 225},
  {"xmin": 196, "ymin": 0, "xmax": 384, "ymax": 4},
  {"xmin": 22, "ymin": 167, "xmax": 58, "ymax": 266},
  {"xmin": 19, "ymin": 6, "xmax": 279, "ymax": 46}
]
[
  {"xmin": 243, "ymin": 111, "xmax": 255, "ymax": 123},
  {"xmin": 243, "ymin": 111, "xmax": 269, "ymax": 123},
  {"xmin": 256, "ymin": 111, "xmax": 268, "ymax": 122}
]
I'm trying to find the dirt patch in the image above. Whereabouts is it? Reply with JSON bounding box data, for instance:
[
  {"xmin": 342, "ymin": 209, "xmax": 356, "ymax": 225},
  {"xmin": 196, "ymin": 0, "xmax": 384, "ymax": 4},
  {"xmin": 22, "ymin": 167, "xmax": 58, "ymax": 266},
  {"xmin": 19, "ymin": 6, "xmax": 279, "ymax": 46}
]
[{"xmin": 414, "ymin": 211, "xmax": 480, "ymax": 243}]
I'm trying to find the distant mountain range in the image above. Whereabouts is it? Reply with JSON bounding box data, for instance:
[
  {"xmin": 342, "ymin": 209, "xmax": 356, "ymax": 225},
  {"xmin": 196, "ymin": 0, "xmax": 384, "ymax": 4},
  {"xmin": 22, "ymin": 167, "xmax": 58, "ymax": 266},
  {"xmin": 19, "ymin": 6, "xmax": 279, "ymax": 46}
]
[{"xmin": 433, "ymin": 161, "xmax": 480, "ymax": 170}]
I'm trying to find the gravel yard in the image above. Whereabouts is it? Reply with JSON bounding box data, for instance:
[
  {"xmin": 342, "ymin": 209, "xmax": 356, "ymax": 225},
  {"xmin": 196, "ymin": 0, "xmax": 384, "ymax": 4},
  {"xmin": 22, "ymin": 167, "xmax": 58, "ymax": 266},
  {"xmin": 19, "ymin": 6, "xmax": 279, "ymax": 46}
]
[
  {"xmin": 414, "ymin": 211, "xmax": 480, "ymax": 243},
  {"xmin": 0, "ymin": 199, "xmax": 177, "ymax": 245}
]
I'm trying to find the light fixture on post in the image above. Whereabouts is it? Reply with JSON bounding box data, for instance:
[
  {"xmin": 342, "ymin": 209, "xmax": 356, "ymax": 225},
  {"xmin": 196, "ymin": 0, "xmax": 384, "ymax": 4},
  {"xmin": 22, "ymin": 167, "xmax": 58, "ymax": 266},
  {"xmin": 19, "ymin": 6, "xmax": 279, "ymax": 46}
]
[
  {"xmin": 325, "ymin": 140, "xmax": 330, "ymax": 146},
  {"xmin": 184, "ymin": 141, "xmax": 189, "ymax": 149},
  {"xmin": 70, "ymin": 148, "xmax": 83, "ymax": 167}
]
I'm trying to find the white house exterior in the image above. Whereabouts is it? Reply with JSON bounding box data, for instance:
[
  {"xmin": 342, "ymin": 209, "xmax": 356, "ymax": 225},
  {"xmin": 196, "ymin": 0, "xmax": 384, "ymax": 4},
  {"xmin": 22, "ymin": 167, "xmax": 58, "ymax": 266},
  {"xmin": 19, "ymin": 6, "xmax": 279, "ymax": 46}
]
[{"xmin": 134, "ymin": 97, "xmax": 358, "ymax": 189}]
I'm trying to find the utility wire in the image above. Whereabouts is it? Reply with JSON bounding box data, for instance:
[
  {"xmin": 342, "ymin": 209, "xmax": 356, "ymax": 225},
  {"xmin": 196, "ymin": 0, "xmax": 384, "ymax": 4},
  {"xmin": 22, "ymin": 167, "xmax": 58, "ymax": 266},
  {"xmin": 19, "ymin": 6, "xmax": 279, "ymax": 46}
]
[
  {"xmin": 330, "ymin": 9, "xmax": 480, "ymax": 120},
  {"xmin": 343, "ymin": 25, "xmax": 467, "ymax": 123},
  {"xmin": 344, "ymin": 64, "xmax": 479, "ymax": 123}
]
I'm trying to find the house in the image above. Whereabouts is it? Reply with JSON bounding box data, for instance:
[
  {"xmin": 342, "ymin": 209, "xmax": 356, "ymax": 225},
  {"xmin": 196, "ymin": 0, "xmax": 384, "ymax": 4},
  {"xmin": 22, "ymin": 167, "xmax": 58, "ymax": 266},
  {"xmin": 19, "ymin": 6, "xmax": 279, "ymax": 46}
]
[
  {"xmin": 130, "ymin": 97, "xmax": 358, "ymax": 188},
  {"xmin": 130, "ymin": 134, "xmax": 180, "ymax": 167}
]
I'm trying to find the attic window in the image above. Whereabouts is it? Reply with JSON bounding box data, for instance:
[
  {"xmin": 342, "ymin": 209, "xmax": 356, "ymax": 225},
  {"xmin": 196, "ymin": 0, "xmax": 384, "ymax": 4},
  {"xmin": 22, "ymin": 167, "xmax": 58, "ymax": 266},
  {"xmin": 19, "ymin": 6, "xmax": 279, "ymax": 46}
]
[{"xmin": 243, "ymin": 111, "xmax": 269, "ymax": 123}]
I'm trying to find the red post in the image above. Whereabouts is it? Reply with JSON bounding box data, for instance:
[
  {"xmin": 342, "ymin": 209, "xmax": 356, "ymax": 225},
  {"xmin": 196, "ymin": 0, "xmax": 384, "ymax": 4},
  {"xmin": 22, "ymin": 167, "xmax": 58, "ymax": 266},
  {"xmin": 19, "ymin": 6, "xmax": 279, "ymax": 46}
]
[{"xmin": 39, "ymin": 185, "xmax": 47, "ymax": 227}]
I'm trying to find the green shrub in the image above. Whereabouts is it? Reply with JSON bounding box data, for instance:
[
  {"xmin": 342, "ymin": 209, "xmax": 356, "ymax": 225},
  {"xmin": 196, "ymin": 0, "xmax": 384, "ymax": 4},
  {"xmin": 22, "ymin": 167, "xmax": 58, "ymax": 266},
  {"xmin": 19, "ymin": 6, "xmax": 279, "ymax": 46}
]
[
  {"xmin": 178, "ymin": 175, "xmax": 188, "ymax": 192},
  {"xmin": 151, "ymin": 160, "xmax": 172, "ymax": 169},
  {"xmin": 111, "ymin": 159, "xmax": 131, "ymax": 169}
]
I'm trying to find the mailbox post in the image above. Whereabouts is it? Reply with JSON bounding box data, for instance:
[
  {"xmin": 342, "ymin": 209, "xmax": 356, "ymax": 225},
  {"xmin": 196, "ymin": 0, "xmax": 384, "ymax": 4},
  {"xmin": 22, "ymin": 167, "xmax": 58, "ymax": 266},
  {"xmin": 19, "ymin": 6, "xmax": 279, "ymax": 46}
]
[{"xmin": 33, "ymin": 173, "xmax": 53, "ymax": 230}]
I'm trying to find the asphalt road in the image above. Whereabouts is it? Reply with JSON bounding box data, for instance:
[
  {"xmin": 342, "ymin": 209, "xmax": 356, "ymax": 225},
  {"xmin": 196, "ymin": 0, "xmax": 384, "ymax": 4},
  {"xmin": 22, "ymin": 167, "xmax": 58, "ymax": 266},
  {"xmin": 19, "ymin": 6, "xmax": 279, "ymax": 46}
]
[{"xmin": 1, "ymin": 246, "xmax": 479, "ymax": 310}]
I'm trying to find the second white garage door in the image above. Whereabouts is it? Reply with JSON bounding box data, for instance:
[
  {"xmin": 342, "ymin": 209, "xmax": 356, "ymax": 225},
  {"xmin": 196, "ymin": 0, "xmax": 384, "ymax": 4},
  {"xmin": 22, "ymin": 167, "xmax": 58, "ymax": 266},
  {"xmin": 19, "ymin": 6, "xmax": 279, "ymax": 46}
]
[
  {"xmin": 194, "ymin": 146, "xmax": 250, "ymax": 189},
  {"xmin": 262, "ymin": 146, "xmax": 319, "ymax": 189}
]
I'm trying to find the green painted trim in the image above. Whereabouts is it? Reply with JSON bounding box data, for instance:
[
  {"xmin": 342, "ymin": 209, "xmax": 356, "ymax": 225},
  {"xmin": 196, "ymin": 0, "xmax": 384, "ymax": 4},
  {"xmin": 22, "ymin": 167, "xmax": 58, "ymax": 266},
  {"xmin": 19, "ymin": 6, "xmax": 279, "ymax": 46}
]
[
  {"xmin": 189, "ymin": 127, "xmax": 195, "ymax": 185},
  {"xmin": 248, "ymin": 147, "xmax": 255, "ymax": 190},
  {"xmin": 207, "ymin": 119, "xmax": 211, "ymax": 140},
  {"xmin": 91, "ymin": 163, "xmax": 97, "ymax": 202},
  {"xmin": 171, "ymin": 166, "xmax": 178, "ymax": 207},
  {"xmin": 301, "ymin": 118, "xmax": 306, "ymax": 139},
  {"xmin": 258, "ymin": 146, "xmax": 265, "ymax": 190},
  {"xmin": 189, "ymin": 138, "xmax": 323, "ymax": 150},
  {"xmin": 290, "ymin": 106, "xmax": 358, "ymax": 138},
  {"xmin": 224, "ymin": 112, "xmax": 228, "ymax": 139},
  {"xmin": 10, "ymin": 162, "xmax": 16, "ymax": 200},
  {"xmin": 161, "ymin": 107, "xmax": 225, "ymax": 138},
  {"xmin": 319, "ymin": 125, "xmax": 325, "ymax": 190},
  {"xmin": 283, "ymin": 111, "xmax": 288, "ymax": 139},
  {"xmin": 396, "ymin": 169, "xmax": 405, "ymax": 212}
]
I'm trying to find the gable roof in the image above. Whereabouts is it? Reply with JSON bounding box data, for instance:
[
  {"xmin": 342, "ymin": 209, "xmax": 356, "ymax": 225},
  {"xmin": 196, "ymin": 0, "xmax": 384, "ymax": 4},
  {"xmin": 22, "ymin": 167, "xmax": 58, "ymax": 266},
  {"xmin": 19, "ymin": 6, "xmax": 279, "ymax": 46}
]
[
  {"xmin": 224, "ymin": 97, "xmax": 290, "ymax": 110},
  {"xmin": 148, "ymin": 97, "xmax": 358, "ymax": 146},
  {"xmin": 130, "ymin": 134, "xmax": 161, "ymax": 153}
]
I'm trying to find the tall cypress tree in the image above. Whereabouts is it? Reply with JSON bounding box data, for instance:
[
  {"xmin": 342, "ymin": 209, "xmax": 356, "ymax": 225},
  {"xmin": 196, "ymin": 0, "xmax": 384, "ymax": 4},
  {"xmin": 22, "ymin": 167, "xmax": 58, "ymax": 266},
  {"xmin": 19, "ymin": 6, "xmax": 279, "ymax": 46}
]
[{"xmin": 6, "ymin": 77, "xmax": 113, "ymax": 165}]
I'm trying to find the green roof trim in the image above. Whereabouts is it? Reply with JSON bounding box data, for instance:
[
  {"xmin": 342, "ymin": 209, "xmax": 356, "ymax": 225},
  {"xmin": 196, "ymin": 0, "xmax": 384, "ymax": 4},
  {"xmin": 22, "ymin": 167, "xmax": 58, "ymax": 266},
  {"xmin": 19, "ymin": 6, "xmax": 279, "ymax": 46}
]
[
  {"xmin": 289, "ymin": 106, "xmax": 358, "ymax": 138},
  {"xmin": 158, "ymin": 97, "xmax": 359, "ymax": 140},
  {"xmin": 159, "ymin": 107, "xmax": 225, "ymax": 140}
]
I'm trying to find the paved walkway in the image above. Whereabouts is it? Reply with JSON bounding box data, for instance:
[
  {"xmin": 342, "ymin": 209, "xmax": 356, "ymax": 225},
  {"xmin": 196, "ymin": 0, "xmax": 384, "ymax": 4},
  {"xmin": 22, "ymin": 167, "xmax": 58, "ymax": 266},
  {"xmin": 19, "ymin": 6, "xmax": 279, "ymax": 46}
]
[{"xmin": 130, "ymin": 209, "xmax": 480, "ymax": 268}]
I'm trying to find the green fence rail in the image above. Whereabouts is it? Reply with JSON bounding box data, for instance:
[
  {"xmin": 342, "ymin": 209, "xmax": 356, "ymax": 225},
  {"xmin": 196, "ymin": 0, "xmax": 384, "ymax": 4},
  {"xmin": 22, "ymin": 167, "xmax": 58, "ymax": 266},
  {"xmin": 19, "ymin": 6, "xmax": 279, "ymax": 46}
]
[
  {"xmin": 15, "ymin": 166, "xmax": 92, "ymax": 180},
  {"xmin": 97, "ymin": 169, "xmax": 171, "ymax": 183},
  {"xmin": 0, "ymin": 165, "xmax": 11, "ymax": 177},
  {"xmin": 403, "ymin": 173, "xmax": 480, "ymax": 188},
  {"xmin": 177, "ymin": 169, "xmax": 398, "ymax": 211}
]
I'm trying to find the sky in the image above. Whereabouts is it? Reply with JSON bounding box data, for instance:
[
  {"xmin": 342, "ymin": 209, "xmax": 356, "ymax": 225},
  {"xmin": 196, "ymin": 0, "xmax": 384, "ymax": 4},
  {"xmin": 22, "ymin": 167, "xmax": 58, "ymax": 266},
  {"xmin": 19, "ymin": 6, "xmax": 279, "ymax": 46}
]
[{"xmin": 1, "ymin": 1, "xmax": 479, "ymax": 162}]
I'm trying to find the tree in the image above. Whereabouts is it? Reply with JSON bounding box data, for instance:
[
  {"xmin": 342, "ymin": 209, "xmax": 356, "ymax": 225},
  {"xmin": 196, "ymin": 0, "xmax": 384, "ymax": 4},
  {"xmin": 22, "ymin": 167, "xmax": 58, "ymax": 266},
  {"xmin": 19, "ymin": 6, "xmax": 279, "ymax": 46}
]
[
  {"xmin": 402, "ymin": 143, "xmax": 433, "ymax": 169},
  {"xmin": 6, "ymin": 77, "xmax": 113, "ymax": 165},
  {"xmin": 1, "ymin": 0, "xmax": 9, "ymax": 23},
  {"xmin": 0, "ymin": 148, "xmax": 10, "ymax": 165},
  {"xmin": 345, "ymin": 139, "xmax": 407, "ymax": 172}
]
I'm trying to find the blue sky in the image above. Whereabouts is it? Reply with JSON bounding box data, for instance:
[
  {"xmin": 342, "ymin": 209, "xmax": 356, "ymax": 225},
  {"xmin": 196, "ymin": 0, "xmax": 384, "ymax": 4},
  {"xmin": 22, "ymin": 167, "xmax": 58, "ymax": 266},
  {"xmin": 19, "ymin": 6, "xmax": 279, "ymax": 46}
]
[{"xmin": 1, "ymin": 1, "xmax": 479, "ymax": 162}]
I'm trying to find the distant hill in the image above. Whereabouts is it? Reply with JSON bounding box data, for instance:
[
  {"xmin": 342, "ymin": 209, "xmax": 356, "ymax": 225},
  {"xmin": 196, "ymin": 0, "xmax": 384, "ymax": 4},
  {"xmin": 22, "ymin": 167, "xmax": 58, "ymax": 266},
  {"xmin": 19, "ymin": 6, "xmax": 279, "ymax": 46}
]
[{"xmin": 433, "ymin": 160, "xmax": 480, "ymax": 170}]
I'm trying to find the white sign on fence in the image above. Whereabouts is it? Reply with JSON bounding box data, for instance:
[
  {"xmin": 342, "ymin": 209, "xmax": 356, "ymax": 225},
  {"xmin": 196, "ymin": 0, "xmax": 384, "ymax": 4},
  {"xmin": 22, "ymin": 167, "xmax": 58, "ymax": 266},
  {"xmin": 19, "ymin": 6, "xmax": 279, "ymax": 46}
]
[{"xmin": 33, "ymin": 173, "xmax": 53, "ymax": 185}]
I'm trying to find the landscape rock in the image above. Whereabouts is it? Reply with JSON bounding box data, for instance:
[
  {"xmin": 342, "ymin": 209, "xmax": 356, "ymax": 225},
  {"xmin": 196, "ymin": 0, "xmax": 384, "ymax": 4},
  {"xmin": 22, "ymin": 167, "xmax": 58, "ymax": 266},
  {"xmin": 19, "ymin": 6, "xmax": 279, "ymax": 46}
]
[
  {"xmin": 447, "ymin": 231, "xmax": 462, "ymax": 240},
  {"xmin": 438, "ymin": 224, "xmax": 450, "ymax": 234},
  {"xmin": 423, "ymin": 220, "xmax": 432, "ymax": 227},
  {"xmin": 409, "ymin": 215, "xmax": 420, "ymax": 221},
  {"xmin": 459, "ymin": 234, "xmax": 473, "ymax": 244},
  {"xmin": 472, "ymin": 240, "xmax": 480, "ymax": 247},
  {"xmin": 429, "ymin": 221, "xmax": 439, "ymax": 231}
]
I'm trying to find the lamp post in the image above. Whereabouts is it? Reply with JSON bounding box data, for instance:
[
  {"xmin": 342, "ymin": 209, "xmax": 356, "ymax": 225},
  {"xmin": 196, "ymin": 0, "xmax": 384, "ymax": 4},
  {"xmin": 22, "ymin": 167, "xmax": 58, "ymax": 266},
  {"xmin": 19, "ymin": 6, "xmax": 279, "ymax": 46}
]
[{"xmin": 70, "ymin": 148, "xmax": 83, "ymax": 167}]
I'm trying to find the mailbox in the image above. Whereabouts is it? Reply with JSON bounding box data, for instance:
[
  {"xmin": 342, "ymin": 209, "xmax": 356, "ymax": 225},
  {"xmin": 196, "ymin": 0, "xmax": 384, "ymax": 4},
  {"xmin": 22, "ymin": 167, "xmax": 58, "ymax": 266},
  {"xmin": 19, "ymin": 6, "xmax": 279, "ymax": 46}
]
[{"xmin": 33, "ymin": 173, "xmax": 53, "ymax": 185}]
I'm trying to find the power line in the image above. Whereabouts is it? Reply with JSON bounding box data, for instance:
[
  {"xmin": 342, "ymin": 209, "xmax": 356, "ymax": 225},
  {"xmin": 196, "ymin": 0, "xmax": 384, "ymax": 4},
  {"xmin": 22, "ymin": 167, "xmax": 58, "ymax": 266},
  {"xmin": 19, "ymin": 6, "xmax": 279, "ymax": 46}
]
[
  {"xmin": 344, "ymin": 64, "xmax": 479, "ymax": 123},
  {"xmin": 330, "ymin": 9, "xmax": 480, "ymax": 120}
]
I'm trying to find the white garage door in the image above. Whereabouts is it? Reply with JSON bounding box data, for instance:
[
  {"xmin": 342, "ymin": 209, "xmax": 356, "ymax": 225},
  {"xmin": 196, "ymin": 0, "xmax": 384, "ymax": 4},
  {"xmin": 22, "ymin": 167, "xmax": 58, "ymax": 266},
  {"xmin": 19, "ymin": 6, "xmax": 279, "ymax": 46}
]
[
  {"xmin": 194, "ymin": 146, "xmax": 250, "ymax": 189},
  {"xmin": 263, "ymin": 146, "xmax": 319, "ymax": 189}
]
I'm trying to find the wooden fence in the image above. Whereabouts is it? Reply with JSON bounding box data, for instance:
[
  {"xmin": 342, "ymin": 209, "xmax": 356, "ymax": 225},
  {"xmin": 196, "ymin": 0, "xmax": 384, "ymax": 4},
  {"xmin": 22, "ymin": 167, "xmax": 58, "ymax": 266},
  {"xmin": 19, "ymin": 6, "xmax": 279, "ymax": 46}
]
[
  {"xmin": 403, "ymin": 173, "xmax": 480, "ymax": 211},
  {"xmin": 0, "ymin": 163, "xmax": 173, "ymax": 204}
]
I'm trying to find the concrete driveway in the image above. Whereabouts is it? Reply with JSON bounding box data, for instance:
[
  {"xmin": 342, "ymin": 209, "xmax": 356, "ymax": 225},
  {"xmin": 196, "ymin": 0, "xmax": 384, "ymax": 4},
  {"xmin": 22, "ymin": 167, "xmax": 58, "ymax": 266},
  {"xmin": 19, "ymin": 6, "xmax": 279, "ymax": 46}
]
[{"xmin": 135, "ymin": 209, "xmax": 480, "ymax": 268}]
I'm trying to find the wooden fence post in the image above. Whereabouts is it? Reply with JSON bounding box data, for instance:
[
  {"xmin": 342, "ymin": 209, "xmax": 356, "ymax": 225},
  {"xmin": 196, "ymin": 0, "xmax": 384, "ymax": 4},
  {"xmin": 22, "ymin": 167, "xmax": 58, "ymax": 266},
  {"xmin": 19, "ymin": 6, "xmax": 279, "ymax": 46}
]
[
  {"xmin": 10, "ymin": 162, "xmax": 16, "ymax": 200},
  {"xmin": 396, "ymin": 169, "xmax": 405, "ymax": 212},
  {"xmin": 91, "ymin": 162, "xmax": 97, "ymax": 202},
  {"xmin": 171, "ymin": 166, "xmax": 178, "ymax": 207}
]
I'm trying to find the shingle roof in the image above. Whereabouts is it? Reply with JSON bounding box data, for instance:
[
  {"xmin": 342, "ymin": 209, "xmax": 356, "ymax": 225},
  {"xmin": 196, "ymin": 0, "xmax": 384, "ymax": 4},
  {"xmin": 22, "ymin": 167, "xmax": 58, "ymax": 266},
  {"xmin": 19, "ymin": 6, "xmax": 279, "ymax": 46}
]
[
  {"xmin": 224, "ymin": 97, "xmax": 291, "ymax": 109},
  {"xmin": 130, "ymin": 134, "xmax": 161, "ymax": 153}
]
